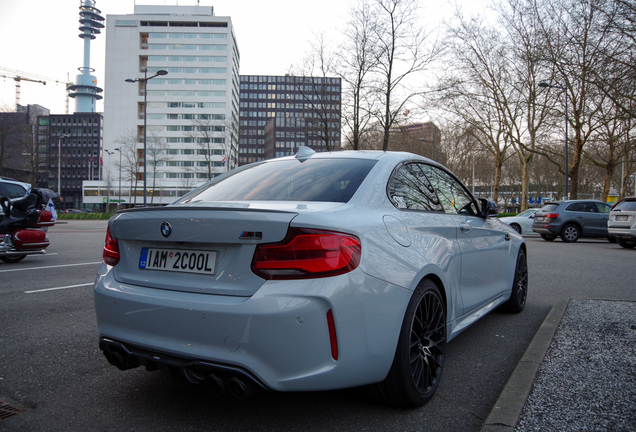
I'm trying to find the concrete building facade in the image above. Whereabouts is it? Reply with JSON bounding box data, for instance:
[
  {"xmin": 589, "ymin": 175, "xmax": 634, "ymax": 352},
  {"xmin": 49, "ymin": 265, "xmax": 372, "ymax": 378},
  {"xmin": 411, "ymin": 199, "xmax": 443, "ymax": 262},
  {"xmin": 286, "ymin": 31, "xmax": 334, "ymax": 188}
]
[{"xmin": 91, "ymin": 5, "xmax": 240, "ymax": 207}]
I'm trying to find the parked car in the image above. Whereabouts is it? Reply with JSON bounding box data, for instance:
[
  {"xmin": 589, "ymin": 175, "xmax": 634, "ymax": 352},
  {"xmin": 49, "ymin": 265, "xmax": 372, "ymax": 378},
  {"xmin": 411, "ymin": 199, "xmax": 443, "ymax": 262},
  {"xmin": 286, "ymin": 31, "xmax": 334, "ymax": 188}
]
[
  {"xmin": 0, "ymin": 178, "xmax": 30, "ymax": 216},
  {"xmin": 0, "ymin": 178, "xmax": 30, "ymax": 200},
  {"xmin": 500, "ymin": 208, "xmax": 539, "ymax": 235},
  {"xmin": 95, "ymin": 149, "xmax": 528, "ymax": 407},
  {"xmin": 608, "ymin": 197, "xmax": 636, "ymax": 249},
  {"xmin": 532, "ymin": 200, "xmax": 611, "ymax": 242}
]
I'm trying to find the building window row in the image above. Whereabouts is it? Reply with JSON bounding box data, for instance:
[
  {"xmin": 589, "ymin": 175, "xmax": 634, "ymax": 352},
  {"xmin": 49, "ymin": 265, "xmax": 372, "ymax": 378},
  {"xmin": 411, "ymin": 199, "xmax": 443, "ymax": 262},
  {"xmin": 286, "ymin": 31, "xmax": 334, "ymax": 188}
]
[
  {"xmin": 148, "ymin": 32, "xmax": 228, "ymax": 39},
  {"xmin": 146, "ymin": 113, "xmax": 226, "ymax": 121},
  {"xmin": 158, "ymin": 67, "xmax": 227, "ymax": 74},
  {"xmin": 241, "ymin": 76, "xmax": 340, "ymax": 85},
  {"xmin": 148, "ymin": 44, "xmax": 227, "ymax": 51},
  {"xmin": 151, "ymin": 78, "xmax": 227, "ymax": 86},
  {"xmin": 149, "ymin": 55, "xmax": 226, "ymax": 63}
]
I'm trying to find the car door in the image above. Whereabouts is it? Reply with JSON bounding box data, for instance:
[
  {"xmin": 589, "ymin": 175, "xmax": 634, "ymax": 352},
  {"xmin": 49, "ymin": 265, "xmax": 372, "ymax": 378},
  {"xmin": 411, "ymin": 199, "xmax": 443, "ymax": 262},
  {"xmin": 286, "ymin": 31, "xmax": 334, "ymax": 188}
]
[{"xmin": 420, "ymin": 164, "xmax": 511, "ymax": 316}]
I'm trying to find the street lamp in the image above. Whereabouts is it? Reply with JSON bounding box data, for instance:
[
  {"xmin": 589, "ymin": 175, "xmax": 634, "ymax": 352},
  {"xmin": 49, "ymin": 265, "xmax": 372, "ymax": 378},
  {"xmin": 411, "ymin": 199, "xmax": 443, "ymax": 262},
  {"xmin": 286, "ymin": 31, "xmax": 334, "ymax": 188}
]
[
  {"xmin": 114, "ymin": 147, "xmax": 122, "ymax": 210},
  {"xmin": 105, "ymin": 149, "xmax": 114, "ymax": 212},
  {"xmin": 57, "ymin": 134, "xmax": 71, "ymax": 204},
  {"xmin": 539, "ymin": 81, "xmax": 569, "ymax": 200},
  {"xmin": 420, "ymin": 137, "xmax": 436, "ymax": 161},
  {"xmin": 125, "ymin": 68, "xmax": 168, "ymax": 206}
]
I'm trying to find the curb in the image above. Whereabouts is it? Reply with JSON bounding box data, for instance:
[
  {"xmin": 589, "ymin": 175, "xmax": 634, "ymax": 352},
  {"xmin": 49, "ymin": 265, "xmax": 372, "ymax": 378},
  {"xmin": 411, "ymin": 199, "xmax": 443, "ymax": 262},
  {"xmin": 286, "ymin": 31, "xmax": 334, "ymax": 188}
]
[{"xmin": 480, "ymin": 298, "xmax": 570, "ymax": 432}]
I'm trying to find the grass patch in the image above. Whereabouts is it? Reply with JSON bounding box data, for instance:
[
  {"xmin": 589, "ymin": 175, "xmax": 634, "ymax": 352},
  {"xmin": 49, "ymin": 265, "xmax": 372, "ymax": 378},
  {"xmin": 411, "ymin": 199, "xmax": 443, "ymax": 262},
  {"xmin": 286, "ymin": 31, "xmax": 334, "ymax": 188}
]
[{"xmin": 57, "ymin": 212, "xmax": 115, "ymax": 220}]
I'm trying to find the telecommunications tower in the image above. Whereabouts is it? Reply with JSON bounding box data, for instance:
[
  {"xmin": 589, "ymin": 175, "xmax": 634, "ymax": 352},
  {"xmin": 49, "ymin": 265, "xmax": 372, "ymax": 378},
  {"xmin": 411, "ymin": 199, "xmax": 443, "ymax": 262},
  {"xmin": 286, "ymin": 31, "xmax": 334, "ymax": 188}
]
[{"xmin": 67, "ymin": 0, "xmax": 104, "ymax": 113}]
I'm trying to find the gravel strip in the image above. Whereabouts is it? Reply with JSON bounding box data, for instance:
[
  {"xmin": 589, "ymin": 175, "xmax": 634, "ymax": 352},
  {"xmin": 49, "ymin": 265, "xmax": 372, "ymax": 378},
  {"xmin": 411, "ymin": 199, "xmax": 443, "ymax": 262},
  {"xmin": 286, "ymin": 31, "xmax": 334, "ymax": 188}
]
[{"xmin": 516, "ymin": 299, "xmax": 636, "ymax": 432}]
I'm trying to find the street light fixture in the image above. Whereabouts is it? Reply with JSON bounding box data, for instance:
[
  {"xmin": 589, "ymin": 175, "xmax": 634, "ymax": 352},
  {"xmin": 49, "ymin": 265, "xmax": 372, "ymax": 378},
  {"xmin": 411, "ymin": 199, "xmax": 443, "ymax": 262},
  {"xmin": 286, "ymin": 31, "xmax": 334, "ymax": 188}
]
[
  {"xmin": 419, "ymin": 137, "xmax": 436, "ymax": 161},
  {"xmin": 539, "ymin": 81, "xmax": 569, "ymax": 200},
  {"xmin": 104, "ymin": 149, "xmax": 114, "ymax": 212},
  {"xmin": 125, "ymin": 68, "xmax": 168, "ymax": 206},
  {"xmin": 114, "ymin": 147, "xmax": 122, "ymax": 210},
  {"xmin": 57, "ymin": 134, "xmax": 71, "ymax": 204}
]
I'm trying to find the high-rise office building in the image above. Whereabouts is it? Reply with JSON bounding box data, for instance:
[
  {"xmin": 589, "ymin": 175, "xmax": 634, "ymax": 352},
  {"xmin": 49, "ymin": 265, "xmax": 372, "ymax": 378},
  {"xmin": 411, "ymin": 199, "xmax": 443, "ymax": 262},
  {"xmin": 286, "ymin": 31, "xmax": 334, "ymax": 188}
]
[
  {"xmin": 93, "ymin": 5, "xmax": 240, "ymax": 207},
  {"xmin": 239, "ymin": 75, "xmax": 342, "ymax": 165}
]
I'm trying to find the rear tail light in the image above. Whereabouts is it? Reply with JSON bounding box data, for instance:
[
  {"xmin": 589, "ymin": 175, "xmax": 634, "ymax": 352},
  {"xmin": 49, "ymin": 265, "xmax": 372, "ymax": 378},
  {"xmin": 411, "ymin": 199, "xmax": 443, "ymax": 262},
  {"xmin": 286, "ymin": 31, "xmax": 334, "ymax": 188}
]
[
  {"xmin": 544, "ymin": 213, "xmax": 559, "ymax": 219},
  {"xmin": 251, "ymin": 228, "xmax": 361, "ymax": 280},
  {"xmin": 103, "ymin": 227, "xmax": 120, "ymax": 266}
]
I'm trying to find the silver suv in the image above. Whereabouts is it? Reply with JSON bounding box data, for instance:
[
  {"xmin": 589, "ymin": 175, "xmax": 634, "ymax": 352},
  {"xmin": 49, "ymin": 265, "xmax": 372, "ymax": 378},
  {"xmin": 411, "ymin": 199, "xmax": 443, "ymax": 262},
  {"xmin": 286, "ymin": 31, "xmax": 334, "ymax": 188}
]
[{"xmin": 532, "ymin": 200, "xmax": 611, "ymax": 242}]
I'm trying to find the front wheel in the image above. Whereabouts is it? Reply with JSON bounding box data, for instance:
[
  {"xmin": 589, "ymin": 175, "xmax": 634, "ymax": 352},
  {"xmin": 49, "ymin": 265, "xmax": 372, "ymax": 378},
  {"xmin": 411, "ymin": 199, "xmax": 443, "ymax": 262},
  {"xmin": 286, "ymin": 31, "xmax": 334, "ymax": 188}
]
[
  {"xmin": 560, "ymin": 224, "xmax": 580, "ymax": 242},
  {"xmin": 368, "ymin": 280, "xmax": 446, "ymax": 407},
  {"xmin": 501, "ymin": 249, "xmax": 528, "ymax": 313},
  {"xmin": 0, "ymin": 254, "xmax": 27, "ymax": 263},
  {"xmin": 510, "ymin": 223, "xmax": 521, "ymax": 234},
  {"xmin": 617, "ymin": 238, "xmax": 636, "ymax": 249}
]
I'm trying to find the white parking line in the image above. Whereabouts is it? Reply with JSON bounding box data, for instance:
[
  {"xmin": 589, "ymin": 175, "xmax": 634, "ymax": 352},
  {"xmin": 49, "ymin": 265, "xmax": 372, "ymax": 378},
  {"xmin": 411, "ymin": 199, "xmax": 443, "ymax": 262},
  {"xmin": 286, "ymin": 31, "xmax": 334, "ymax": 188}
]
[
  {"xmin": 0, "ymin": 262, "xmax": 101, "ymax": 273},
  {"xmin": 25, "ymin": 283, "xmax": 94, "ymax": 294}
]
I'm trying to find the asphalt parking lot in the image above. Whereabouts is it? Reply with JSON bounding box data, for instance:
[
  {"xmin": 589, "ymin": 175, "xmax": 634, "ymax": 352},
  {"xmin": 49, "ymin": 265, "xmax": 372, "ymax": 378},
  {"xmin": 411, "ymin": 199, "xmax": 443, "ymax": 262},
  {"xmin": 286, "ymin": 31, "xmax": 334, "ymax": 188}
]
[{"xmin": 1, "ymin": 220, "xmax": 634, "ymax": 431}]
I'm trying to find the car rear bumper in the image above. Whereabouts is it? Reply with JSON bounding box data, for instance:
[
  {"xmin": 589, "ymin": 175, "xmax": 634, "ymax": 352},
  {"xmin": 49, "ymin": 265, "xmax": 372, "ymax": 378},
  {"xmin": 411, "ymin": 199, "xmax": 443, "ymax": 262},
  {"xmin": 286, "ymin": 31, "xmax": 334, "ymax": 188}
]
[
  {"xmin": 93, "ymin": 263, "xmax": 411, "ymax": 392},
  {"xmin": 608, "ymin": 226, "xmax": 636, "ymax": 240}
]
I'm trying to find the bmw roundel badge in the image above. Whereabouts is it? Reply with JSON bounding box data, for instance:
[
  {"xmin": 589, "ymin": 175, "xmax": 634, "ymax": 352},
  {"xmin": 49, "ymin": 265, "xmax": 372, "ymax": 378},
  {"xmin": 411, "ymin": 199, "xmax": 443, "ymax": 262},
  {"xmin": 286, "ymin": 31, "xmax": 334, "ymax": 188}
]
[{"xmin": 160, "ymin": 222, "xmax": 172, "ymax": 238}]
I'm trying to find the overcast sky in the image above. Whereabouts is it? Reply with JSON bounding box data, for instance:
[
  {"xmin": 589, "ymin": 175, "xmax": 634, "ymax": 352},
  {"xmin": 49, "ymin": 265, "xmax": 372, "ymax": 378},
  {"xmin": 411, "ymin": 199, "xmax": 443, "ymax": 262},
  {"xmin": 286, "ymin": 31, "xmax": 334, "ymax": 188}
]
[{"xmin": 0, "ymin": 0, "xmax": 468, "ymax": 114}]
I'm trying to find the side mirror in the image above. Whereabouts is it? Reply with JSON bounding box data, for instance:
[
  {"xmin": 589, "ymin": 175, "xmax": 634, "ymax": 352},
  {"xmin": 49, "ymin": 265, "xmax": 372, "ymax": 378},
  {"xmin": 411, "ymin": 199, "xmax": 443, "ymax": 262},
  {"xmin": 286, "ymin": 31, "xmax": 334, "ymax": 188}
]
[{"xmin": 479, "ymin": 198, "xmax": 499, "ymax": 218}]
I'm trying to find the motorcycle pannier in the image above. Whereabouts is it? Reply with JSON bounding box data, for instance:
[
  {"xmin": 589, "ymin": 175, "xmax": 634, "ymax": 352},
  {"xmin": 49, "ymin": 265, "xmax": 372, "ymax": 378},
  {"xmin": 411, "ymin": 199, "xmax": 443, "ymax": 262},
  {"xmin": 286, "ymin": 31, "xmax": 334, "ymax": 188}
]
[{"xmin": 11, "ymin": 229, "xmax": 49, "ymax": 249}]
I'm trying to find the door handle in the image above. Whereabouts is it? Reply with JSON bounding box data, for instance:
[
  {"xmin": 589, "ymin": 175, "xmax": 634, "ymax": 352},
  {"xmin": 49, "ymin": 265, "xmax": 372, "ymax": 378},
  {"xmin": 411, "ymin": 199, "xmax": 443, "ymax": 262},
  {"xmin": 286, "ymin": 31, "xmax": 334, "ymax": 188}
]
[{"xmin": 505, "ymin": 233, "xmax": 511, "ymax": 241}]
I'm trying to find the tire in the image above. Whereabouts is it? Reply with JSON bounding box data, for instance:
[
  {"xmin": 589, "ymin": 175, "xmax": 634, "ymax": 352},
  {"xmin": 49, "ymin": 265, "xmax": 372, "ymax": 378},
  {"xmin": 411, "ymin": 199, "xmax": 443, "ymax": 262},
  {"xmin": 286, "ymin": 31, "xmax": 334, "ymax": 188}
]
[
  {"xmin": 560, "ymin": 224, "xmax": 580, "ymax": 242},
  {"xmin": 368, "ymin": 280, "xmax": 446, "ymax": 407},
  {"xmin": 541, "ymin": 234, "xmax": 556, "ymax": 241},
  {"xmin": 617, "ymin": 238, "xmax": 636, "ymax": 249},
  {"xmin": 0, "ymin": 254, "xmax": 27, "ymax": 263},
  {"xmin": 501, "ymin": 249, "xmax": 528, "ymax": 313},
  {"xmin": 510, "ymin": 223, "xmax": 521, "ymax": 234}
]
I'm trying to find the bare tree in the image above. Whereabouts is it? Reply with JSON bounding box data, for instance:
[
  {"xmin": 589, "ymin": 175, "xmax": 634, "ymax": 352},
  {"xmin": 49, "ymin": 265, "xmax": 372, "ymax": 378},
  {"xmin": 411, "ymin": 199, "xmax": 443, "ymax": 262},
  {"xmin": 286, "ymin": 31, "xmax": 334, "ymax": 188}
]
[
  {"xmin": 115, "ymin": 130, "xmax": 142, "ymax": 206},
  {"xmin": 338, "ymin": 2, "xmax": 380, "ymax": 150},
  {"xmin": 534, "ymin": 0, "xmax": 612, "ymax": 199},
  {"xmin": 370, "ymin": 0, "xmax": 439, "ymax": 151},
  {"xmin": 289, "ymin": 33, "xmax": 341, "ymax": 151},
  {"xmin": 186, "ymin": 116, "xmax": 231, "ymax": 180}
]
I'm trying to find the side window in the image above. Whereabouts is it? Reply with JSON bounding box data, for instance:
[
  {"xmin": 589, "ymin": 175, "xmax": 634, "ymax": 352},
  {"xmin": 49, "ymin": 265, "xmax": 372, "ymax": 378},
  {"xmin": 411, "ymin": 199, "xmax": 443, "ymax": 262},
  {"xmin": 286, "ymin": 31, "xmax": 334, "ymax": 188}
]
[
  {"xmin": 596, "ymin": 203, "xmax": 611, "ymax": 213},
  {"xmin": 566, "ymin": 203, "xmax": 584, "ymax": 212},
  {"xmin": 420, "ymin": 164, "xmax": 478, "ymax": 216},
  {"xmin": 3, "ymin": 183, "xmax": 27, "ymax": 199},
  {"xmin": 388, "ymin": 163, "xmax": 443, "ymax": 211}
]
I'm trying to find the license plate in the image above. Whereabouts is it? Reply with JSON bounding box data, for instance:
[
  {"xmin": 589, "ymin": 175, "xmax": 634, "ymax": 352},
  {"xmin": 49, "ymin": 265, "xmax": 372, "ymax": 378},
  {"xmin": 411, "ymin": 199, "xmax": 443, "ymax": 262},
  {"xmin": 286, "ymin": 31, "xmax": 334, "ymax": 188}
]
[
  {"xmin": 139, "ymin": 247, "xmax": 217, "ymax": 275},
  {"xmin": 535, "ymin": 216, "xmax": 545, "ymax": 222},
  {"xmin": 616, "ymin": 215, "xmax": 628, "ymax": 221}
]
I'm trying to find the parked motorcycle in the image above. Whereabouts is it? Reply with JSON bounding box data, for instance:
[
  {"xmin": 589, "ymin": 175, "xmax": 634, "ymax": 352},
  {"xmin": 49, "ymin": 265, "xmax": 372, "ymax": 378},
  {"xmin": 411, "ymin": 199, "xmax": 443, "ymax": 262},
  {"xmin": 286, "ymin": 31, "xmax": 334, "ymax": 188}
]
[{"xmin": 0, "ymin": 189, "xmax": 56, "ymax": 263}]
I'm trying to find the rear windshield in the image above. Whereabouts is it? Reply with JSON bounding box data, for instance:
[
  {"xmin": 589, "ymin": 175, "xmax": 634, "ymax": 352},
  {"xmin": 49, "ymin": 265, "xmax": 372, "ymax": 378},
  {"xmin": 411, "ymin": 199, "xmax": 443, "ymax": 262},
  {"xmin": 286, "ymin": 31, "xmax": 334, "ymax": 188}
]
[
  {"xmin": 539, "ymin": 203, "xmax": 559, "ymax": 212},
  {"xmin": 175, "ymin": 158, "xmax": 377, "ymax": 203},
  {"xmin": 614, "ymin": 200, "xmax": 636, "ymax": 211}
]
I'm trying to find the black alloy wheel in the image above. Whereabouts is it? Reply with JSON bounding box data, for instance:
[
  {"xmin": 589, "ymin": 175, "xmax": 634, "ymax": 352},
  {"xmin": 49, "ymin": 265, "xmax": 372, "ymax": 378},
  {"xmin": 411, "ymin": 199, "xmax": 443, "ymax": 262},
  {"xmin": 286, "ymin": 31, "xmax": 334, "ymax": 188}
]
[
  {"xmin": 369, "ymin": 280, "xmax": 446, "ymax": 407},
  {"xmin": 501, "ymin": 249, "xmax": 528, "ymax": 313},
  {"xmin": 510, "ymin": 223, "xmax": 521, "ymax": 234}
]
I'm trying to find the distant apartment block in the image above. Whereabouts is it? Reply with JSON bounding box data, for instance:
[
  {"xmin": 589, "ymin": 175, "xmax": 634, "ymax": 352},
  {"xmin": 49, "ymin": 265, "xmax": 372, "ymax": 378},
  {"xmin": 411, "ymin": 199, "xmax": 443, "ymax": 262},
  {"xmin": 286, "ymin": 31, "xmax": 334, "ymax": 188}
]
[
  {"xmin": 239, "ymin": 75, "xmax": 342, "ymax": 165},
  {"xmin": 94, "ymin": 5, "xmax": 240, "ymax": 206},
  {"xmin": 37, "ymin": 112, "xmax": 103, "ymax": 209}
]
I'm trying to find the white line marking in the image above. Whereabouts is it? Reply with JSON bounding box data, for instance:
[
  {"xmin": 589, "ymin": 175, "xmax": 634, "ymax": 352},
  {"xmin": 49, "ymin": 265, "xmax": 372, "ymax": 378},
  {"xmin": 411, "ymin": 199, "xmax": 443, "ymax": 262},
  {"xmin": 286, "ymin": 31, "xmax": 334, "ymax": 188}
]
[
  {"xmin": 25, "ymin": 283, "xmax": 94, "ymax": 294},
  {"xmin": 0, "ymin": 262, "xmax": 102, "ymax": 273}
]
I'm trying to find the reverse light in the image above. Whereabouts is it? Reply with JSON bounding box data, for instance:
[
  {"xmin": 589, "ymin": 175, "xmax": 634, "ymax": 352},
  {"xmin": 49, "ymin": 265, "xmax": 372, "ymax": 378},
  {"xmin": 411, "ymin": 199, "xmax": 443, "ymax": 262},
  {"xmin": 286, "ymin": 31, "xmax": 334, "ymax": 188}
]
[
  {"xmin": 251, "ymin": 228, "xmax": 361, "ymax": 280},
  {"xmin": 103, "ymin": 227, "xmax": 120, "ymax": 266}
]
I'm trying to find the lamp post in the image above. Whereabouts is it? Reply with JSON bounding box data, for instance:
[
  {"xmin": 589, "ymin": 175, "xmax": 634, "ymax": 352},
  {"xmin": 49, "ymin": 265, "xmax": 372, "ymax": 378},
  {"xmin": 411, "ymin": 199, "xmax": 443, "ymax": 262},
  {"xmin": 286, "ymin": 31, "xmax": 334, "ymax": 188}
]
[
  {"xmin": 419, "ymin": 137, "xmax": 436, "ymax": 161},
  {"xmin": 114, "ymin": 147, "xmax": 122, "ymax": 209},
  {"xmin": 539, "ymin": 81, "xmax": 569, "ymax": 200},
  {"xmin": 57, "ymin": 134, "xmax": 70, "ymax": 205},
  {"xmin": 125, "ymin": 68, "xmax": 168, "ymax": 206},
  {"xmin": 104, "ymin": 149, "xmax": 114, "ymax": 212}
]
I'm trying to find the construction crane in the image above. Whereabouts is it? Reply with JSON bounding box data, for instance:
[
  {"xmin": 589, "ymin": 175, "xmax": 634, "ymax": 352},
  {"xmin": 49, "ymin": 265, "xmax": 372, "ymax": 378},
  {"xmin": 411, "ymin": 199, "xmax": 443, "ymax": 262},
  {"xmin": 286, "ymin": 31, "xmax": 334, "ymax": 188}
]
[{"xmin": 0, "ymin": 67, "xmax": 70, "ymax": 112}]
